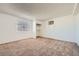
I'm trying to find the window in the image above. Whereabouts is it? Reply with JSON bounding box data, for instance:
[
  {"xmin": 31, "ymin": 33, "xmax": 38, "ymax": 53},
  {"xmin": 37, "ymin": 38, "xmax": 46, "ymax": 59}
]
[{"xmin": 18, "ymin": 21, "xmax": 28, "ymax": 31}]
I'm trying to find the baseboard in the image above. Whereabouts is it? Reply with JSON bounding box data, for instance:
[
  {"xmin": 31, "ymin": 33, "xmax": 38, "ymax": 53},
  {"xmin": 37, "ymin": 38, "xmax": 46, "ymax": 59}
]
[
  {"xmin": 37, "ymin": 36, "xmax": 76, "ymax": 44},
  {"xmin": 0, "ymin": 37, "xmax": 34, "ymax": 45}
]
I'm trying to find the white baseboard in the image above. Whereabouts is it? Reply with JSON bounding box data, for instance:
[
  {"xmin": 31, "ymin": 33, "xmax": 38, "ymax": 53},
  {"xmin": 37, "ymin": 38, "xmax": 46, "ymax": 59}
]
[{"xmin": 41, "ymin": 35, "xmax": 75, "ymax": 43}]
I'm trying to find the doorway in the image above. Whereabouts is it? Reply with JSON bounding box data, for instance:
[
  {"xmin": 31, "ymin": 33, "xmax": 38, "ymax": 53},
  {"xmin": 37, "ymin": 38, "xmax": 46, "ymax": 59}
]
[{"xmin": 36, "ymin": 23, "xmax": 42, "ymax": 38}]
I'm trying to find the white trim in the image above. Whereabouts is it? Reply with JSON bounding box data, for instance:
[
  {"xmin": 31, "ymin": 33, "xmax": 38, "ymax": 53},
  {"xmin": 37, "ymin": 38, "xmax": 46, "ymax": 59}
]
[{"xmin": 72, "ymin": 3, "xmax": 78, "ymax": 16}]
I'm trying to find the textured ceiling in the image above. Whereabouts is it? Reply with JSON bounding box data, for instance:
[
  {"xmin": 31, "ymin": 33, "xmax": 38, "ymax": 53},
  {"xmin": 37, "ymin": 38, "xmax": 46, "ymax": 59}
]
[{"xmin": 0, "ymin": 3, "xmax": 77, "ymax": 20}]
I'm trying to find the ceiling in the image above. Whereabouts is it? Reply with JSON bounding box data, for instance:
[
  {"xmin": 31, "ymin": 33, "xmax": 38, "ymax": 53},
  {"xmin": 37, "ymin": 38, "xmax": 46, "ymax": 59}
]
[{"xmin": 0, "ymin": 3, "xmax": 79, "ymax": 20}]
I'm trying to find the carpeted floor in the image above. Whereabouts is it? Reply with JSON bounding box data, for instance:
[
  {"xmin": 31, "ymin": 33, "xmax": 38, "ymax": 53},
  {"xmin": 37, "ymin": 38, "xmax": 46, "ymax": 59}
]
[{"xmin": 0, "ymin": 37, "xmax": 79, "ymax": 56}]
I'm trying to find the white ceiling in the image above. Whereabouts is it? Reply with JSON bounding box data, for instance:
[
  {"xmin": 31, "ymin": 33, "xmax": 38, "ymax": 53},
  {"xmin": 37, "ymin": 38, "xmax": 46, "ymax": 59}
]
[{"xmin": 0, "ymin": 3, "xmax": 78, "ymax": 20}]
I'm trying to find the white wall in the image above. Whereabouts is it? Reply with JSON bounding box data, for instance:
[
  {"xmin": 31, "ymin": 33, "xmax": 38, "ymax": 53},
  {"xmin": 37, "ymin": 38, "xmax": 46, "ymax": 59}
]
[
  {"xmin": 76, "ymin": 13, "xmax": 79, "ymax": 45},
  {"xmin": 0, "ymin": 12, "xmax": 78, "ymax": 44},
  {"xmin": 41, "ymin": 15, "xmax": 75, "ymax": 42},
  {"xmin": 0, "ymin": 13, "xmax": 36, "ymax": 44}
]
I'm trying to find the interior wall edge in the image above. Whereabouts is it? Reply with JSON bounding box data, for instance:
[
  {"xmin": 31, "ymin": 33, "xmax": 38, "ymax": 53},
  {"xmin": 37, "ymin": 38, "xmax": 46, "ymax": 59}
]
[{"xmin": 44, "ymin": 35, "xmax": 75, "ymax": 42}]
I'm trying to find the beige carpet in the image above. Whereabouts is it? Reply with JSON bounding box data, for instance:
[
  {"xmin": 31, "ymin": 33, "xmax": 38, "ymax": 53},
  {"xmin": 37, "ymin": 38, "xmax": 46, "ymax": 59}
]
[{"xmin": 0, "ymin": 37, "xmax": 79, "ymax": 56}]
